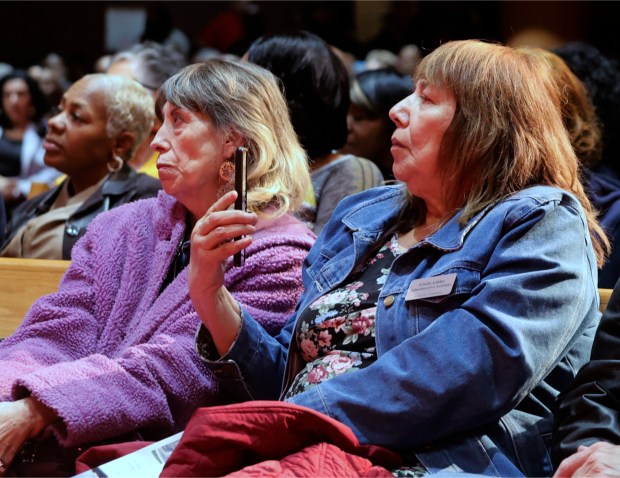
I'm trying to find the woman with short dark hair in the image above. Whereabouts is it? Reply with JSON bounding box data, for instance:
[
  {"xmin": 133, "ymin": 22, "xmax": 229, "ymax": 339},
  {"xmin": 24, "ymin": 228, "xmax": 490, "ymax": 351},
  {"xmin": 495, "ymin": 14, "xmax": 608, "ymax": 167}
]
[
  {"xmin": 246, "ymin": 31, "xmax": 384, "ymax": 234},
  {"xmin": 342, "ymin": 67, "xmax": 412, "ymax": 179}
]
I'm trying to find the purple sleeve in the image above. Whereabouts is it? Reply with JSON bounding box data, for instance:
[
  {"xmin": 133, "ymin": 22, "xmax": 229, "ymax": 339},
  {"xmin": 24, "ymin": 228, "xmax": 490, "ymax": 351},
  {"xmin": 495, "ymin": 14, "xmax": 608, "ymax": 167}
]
[{"xmin": 4, "ymin": 206, "xmax": 218, "ymax": 447}]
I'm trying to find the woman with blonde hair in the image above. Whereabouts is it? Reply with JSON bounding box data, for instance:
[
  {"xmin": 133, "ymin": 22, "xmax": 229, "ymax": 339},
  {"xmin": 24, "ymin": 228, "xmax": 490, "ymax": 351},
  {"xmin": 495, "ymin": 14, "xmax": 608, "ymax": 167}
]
[
  {"xmin": 166, "ymin": 39, "xmax": 606, "ymax": 477},
  {"xmin": 0, "ymin": 60, "xmax": 314, "ymax": 476}
]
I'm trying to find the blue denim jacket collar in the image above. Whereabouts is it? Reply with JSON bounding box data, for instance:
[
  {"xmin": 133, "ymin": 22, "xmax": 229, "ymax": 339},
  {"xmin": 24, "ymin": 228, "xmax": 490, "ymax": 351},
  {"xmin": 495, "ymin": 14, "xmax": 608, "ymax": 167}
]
[{"xmin": 341, "ymin": 184, "xmax": 496, "ymax": 253}]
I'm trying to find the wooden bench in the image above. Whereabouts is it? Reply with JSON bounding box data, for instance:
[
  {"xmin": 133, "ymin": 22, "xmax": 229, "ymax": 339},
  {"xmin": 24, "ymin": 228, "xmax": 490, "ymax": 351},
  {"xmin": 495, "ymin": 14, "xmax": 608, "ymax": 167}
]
[
  {"xmin": 0, "ymin": 257, "xmax": 70, "ymax": 338},
  {"xmin": 599, "ymin": 287, "xmax": 613, "ymax": 313},
  {"xmin": 0, "ymin": 258, "xmax": 614, "ymax": 339}
]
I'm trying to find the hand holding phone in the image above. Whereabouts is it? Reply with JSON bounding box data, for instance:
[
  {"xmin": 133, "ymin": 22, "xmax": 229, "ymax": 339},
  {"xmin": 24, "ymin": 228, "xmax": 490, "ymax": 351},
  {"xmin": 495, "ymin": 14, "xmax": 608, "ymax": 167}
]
[{"xmin": 233, "ymin": 146, "xmax": 248, "ymax": 267}]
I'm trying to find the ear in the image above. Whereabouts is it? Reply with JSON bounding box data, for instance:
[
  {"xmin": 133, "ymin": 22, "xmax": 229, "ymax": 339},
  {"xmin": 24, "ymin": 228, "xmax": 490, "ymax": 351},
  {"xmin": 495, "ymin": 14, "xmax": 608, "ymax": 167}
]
[
  {"xmin": 112, "ymin": 131, "xmax": 136, "ymax": 161},
  {"xmin": 221, "ymin": 129, "xmax": 244, "ymax": 160}
]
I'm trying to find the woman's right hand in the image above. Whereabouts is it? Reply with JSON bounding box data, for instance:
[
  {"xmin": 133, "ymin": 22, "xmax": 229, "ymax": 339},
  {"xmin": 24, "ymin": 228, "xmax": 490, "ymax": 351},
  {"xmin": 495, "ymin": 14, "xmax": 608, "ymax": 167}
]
[
  {"xmin": 0, "ymin": 398, "xmax": 57, "ymax": 476},
  {"xmin": 188, "ymin": 190, "xmax": 257, "ymax": 355},
  {"xmin": 554, "ymin": 442, "xmax": 620, "ymax": 478}
]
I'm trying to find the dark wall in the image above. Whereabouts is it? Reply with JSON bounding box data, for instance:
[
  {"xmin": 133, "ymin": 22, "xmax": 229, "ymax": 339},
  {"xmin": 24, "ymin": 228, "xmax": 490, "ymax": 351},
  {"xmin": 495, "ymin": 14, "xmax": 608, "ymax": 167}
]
[
  {"xmin": 1, "ymin": 2, "xmax": 107, "ymax": 77},
  {"xmin": 1, "ymin": 1, "xmax": 618, "ymax": 83}
]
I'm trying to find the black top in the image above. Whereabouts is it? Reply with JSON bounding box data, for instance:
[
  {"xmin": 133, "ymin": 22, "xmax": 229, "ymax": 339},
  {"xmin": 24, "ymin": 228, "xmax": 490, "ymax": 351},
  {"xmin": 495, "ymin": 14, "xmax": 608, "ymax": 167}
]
[
  {"xmin": 0, "ymin": 195, "xmax": 6, "ymax": 244},
  {"xmin": 0, "ymin": 134, "xmax": 22, "ymax": 176},
  {"xmin": 1, "ymin": 165, "xmax": 161, "ymax": 259},
  {"xmin": 552, "ymin": 276, "xmax": 620, "ymax": 466}
]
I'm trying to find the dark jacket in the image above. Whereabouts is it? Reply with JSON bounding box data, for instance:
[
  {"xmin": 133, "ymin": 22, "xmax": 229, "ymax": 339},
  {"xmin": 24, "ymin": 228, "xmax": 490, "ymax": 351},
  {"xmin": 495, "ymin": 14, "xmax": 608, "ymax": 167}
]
[
  {"xmin": 584, "ymin": 165, "xmax": 620, "ymax": 288},
  {"xmin": 0, "ymin": 195, "xmax": 6, "ymax": 245},
  {"xmin": 552, "ymin": 275, "xmax": 620, "ymax": 467},
  {"xmin": 0, "ymin": 194, "xmax": 6, "ymax": 244},
  {"xmin": 1, "ymin": 166, "xmax": 161, "ymax": 259}
]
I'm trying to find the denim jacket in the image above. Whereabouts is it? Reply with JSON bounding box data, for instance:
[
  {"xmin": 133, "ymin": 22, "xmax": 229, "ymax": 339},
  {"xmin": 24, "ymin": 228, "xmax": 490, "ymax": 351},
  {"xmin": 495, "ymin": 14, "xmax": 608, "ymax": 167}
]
[{"xmin": 204, "ymin": 184, "xmax": 600, "ymax": 477}]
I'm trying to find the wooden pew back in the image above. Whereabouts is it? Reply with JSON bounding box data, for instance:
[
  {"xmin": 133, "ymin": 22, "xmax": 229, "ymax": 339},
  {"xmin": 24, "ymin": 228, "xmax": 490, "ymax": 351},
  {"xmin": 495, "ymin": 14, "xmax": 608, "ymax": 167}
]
[
  {"xmin": 0, "ymin": 258, "xmax": 70, "ymax": 338},
  {"xmin": 0, "ymin": 259, "xmax": 615, "ymax": 339},
  {"xmin": 599, "ymin": 287, "xmax": 613, "ymax": 314}
]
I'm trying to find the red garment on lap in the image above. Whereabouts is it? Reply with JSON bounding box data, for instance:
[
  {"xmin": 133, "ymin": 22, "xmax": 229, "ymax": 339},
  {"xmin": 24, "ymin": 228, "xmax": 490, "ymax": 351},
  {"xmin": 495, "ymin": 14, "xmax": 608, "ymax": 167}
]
[{"xmin": 162, "ymin": 400, "xmax": 402, "ymax": 477}]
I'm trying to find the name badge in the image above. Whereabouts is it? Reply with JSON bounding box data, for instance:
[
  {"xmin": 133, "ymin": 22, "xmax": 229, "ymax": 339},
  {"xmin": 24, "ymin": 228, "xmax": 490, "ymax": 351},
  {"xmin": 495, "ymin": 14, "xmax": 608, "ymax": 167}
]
[{"xmin": 405, "ymin": 273, "xmax": 457, "ymax": 301}]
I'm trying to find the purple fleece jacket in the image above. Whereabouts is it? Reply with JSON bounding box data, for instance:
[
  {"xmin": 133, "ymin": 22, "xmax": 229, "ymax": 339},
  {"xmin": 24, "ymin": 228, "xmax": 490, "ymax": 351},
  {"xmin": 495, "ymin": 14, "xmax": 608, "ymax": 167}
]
[{"xmin": 0, "ymin": 191, "xmax": 315, "ymax": 447}]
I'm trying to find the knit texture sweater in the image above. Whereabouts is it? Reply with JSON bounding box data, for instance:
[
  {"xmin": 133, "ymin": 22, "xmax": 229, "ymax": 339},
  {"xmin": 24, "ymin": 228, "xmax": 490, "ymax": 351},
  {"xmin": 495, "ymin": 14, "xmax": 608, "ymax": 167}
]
[{"xmin": 0, "ymin": 191, "xmax": 315, "ymax": 447}]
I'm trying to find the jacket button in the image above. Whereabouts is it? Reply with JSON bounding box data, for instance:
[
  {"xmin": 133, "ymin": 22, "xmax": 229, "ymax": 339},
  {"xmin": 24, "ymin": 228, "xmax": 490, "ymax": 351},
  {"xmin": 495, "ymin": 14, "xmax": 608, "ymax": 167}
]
[
  {"xmin": 66, "ymin": 224, "xmax": 80, "ymax": 237},
  {"xmin": 383, "ymin": 295, "xmax": 395, "ymax": 307}
]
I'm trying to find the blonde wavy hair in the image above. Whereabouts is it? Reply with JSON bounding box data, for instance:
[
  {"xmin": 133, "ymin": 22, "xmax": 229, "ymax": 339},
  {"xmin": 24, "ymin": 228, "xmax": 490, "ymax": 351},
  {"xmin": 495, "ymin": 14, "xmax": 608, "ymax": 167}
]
[
  {"xmin": 156, "ymin": 60, "xmax": 310, "ymax": 217},
  {"xmin": 82, "ymin": 74, "xmax": 155, "ymax": 161},
  {"xmin": 410, "ymin": 39, "xmax": 608, "ymax": 266}
]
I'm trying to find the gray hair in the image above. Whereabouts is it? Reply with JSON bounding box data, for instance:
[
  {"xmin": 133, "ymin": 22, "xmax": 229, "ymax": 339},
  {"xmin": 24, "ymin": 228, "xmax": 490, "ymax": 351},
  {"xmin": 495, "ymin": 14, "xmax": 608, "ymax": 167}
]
[
  {"xmin": 109, "ymin": 41, "xmax": 187, "ymax": 91},
  {"xmin": 82, "ymin": 73, "xmax": 155, "ymax": 161}
]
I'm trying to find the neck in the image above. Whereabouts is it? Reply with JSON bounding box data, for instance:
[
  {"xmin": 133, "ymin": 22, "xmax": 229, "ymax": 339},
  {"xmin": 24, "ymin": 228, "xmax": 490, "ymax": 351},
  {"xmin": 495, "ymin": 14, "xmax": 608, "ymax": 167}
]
[
  {"xmin": 310, "ymin": 151, "xmax": 340, "ymax": 171},
  {"xmin": 185, "ymin": 194, "xmax": 217, "ymax": 228},
  {"xmin": 68, "ymin": 169, "xmax": 109, "ymax": 195},
  {"xmin": 4, "ymin": 125, "xmax": 27, "ymax": 141},
  {"xmin": 411, "ymin": 205, "xmax": 453, "ymax": 243}
]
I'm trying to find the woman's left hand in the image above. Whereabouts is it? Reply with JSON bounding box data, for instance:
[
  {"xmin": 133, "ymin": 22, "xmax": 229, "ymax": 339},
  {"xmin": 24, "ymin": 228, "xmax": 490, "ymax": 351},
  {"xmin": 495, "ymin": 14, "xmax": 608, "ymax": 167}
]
[{"xmin": 0, "ymin": 398, "xmax": 57, "ymax": 475}]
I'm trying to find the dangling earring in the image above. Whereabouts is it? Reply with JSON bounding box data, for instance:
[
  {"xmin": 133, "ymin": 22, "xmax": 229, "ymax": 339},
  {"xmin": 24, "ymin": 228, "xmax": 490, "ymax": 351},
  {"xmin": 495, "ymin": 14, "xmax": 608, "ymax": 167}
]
[
  {"xmin": 28, "ymin": 106, "xmax": 36, "ymax": 118},
  {"xmin": 219, "ymin": 159, "xmax": 235, "ymax": 183},
  {"xmin": 107, "ymin": 155, "xmax": 124, "ymax": 173}
]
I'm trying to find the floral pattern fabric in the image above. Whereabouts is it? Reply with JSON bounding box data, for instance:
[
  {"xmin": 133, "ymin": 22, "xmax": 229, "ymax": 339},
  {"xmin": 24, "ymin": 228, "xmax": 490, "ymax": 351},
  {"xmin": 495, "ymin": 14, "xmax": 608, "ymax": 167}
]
[
  {"xmin": 285, "ymin": 233, "xmax": 428, "ymax": 476},
  {"xmin": 285, "ymin": 234, "xmax": 402, "ymax": 397}
]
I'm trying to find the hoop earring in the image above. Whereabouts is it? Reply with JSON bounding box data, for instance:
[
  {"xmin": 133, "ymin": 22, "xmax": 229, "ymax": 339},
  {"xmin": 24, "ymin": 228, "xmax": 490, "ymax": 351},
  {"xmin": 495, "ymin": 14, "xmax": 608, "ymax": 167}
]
[{"xmin": 107, "ymin": 155, "xmax": 124, "ymax": 173}]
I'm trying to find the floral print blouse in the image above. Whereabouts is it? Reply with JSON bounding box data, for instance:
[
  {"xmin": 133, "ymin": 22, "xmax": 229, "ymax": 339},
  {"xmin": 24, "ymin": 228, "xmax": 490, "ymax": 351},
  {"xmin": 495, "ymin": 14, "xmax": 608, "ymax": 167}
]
[
  {"xmin": 285, "ymin": 234, "xmax": 403, "ymax": 398},
  {"xmin": 284, "ymin": 233, "xmax": 428, "ymax": 477}
]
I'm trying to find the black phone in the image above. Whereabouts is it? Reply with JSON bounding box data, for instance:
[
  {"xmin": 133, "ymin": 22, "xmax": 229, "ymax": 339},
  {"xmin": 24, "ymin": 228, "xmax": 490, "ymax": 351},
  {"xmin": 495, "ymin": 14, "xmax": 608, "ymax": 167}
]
[{"xmin": 233, "ymin": 146, "xmax": 248, "ymax": 267}]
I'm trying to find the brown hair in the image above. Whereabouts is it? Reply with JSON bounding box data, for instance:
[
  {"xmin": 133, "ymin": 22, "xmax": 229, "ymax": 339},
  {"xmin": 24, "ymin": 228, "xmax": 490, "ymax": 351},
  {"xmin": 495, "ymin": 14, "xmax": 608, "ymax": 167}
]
[
  {"xmin": 406, "ymin": 39, "xmax": 608, "ymax": 266},
  {"xmin": 534, "ymin": 48, "xmax": 603, "ymax": 168}
]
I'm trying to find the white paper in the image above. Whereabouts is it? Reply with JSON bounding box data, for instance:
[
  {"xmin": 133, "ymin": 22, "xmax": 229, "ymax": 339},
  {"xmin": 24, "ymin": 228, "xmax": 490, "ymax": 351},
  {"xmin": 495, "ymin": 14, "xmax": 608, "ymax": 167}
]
[{"xmin": 73, "ymin": 432, "xmax": 182, "ymax": 478}]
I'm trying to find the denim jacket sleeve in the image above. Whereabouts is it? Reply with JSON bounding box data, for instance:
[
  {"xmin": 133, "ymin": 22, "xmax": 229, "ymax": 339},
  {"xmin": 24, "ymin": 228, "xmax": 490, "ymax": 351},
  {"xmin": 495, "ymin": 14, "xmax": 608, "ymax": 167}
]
[
  {"xmin": 285, "ymin": 191, "xmax": 598, "ymax": 450},
  {"xmin": 202, "ymin": 308, "xmax": 295, "ymax": 401}
]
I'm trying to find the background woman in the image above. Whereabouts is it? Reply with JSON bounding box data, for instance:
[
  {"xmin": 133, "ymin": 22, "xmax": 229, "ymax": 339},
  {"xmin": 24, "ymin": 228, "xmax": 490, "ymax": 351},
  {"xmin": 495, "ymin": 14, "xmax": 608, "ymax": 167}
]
[
  {"xmin": 341, "ymin": 67, "xmax": 412, "ymax": 180},
  {"xmin": 0, "ymin": 59, "xmax": 314, "ymax": 476},
  {"xmin": 0, "ymin": 73, "xmax": 161, "ymax": 260},
  {"xmin": 246, "ymin": 30, "xmax": 384, "ymax": 234},
  {"xmin": 106, "ymin": 40, "xmax": 187, "ymax": 177},
  {"xmin": 0, "ymin": 70, "xmax": 60, "ymax": 212},
  {"xmin": 175, "ymin": 39, "xmax": 607, "ymax": 477}
]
